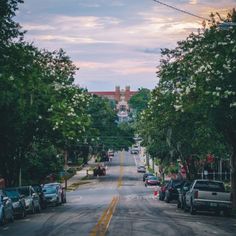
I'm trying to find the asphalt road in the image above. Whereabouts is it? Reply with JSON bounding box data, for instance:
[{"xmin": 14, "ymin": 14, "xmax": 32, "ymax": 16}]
[{"xmin": 1, "ymin": 151, "xmax": 236, "ymax": 236}]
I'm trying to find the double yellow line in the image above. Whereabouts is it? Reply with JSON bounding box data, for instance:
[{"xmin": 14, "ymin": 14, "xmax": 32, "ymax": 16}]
[
  {"xmin": 89, "ymin": 196, "xmax": 119, "ymax": 236},
  {"xmin": 117, "ymin": 151, "xmax": 124, "ymax": 188},
  {"xmin": 90, "ymin": 151, "xmax": 124, "ymax": 236}
]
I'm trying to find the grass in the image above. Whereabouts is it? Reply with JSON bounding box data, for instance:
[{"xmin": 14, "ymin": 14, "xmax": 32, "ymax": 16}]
[{"xmin": 66, "ymin": 180, "xmax": 92, "ymax": 191}]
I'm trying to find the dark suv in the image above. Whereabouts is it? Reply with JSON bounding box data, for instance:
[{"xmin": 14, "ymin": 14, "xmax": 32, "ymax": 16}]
[
  {"xmin": 32, "ymin": 185, "xmax": 47, "ymax": 209},
  {"xmin": 164, "ymin": 179, "xmax": 184, "ymax": 203}
]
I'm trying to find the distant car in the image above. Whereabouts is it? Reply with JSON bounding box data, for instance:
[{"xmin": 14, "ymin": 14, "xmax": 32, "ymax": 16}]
[
  {"xmin": 0, "ymin": 190, "xmax": 14, "ymax": 225},
  {"xmin": 159, "ymin": 181, "xmax": 170, "ymax": 201},
  {"xmin": 145, "ymin": 176, "xmax": 160, "ymax": 187},
  {"xmin": 17, "ymin": 186, "xmax": 41, "ymax": 214},
  {"xmin": 4, "ymin": 188, "xmax": 26, "ymax": 218},
  {"xmin": 177, "ymin": 181, "xmax": 192, "ymax": 209},
  {"xmin": 108, "ymin": 150, "xmax": 114, "ymax": 157},
  {"xmin": 137, "ymin": 165, "xmax": 146, "ymax": 173},
  {"xmin": 44, "ymin": 183, "xmax": 66, "ymax": 203},
  {"xmin": 32, "ymin": 184, "xmax": 47, "ymax": 209},
  {"xmin": 165, "ymin": 179, "xmax": 185, "ymax": 203},
  {"xmin": 131, "ymin": 145, "xmax": 139, "ymax": 154},
  {"xmin": 143, "ymin": 173, "xmax": 155, "ymax": 182}
]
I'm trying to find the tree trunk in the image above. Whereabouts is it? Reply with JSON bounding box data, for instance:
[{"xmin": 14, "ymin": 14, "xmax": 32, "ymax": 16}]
[
  {"xmin": 64, "ymin": 150, "xmax": 68, "ymax": 189},
  {"xmin": 230, "ymin": 147, "xmax": 236, "ymax": 210}
]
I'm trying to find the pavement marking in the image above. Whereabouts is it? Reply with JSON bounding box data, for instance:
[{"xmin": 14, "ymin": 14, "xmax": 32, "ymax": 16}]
[
  {"xmin": 117, "ymin": 151, "xmax": 124, "ymax": 188},
  {"xmin": 89, "ymin": 196, "xmax": 119, "ymax": 236}
]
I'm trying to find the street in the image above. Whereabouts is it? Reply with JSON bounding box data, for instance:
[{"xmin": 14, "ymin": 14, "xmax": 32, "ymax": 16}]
[{"xmin": 1, "ymin": 151, "xmax": 236, "ymax": 236}]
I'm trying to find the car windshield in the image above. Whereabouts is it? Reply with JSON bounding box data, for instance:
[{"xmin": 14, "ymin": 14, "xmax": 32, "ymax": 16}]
[
  {"xmin": 148, "ymin": 176, "xmax": 157, "ymax": 180},
  {"xmin": 32, "ymin": 185, "xmax": 41, "ymax": 193},
  {"xmin": 43, "ymin": 187, "xmax": 57, "ymax": 194},
  {"xmin": 18, "ymin": 187, "xmax": 30, "ymax": 196},
  {"xmin": 172, "ymin": 181, "xmax": 183, "ymax": 187},
  {"xmin": 194, "ymin": 181, "xmax": 225, "ymax": 192},
  {"xmin": 5, "ymin": 190, "xmax": 19, "ymax": 201}
]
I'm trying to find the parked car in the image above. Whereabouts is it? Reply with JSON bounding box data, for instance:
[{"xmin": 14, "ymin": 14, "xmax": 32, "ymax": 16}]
[
  {"xmin": 107, "ymin": 150, "xmax": 114, "ymax": 161},
  {"xmin": 130, "ymin": 145, "xmax": 139, "ymax": 154},
  {"xmin": 145, "ymin": 176, "xmax": 160, "ymax": 187},
  {"xmin": 108, "ymin": 150, "xmax": 114, "ymax": 157},
  {"xmin": 185, "ymin": 179, "xmax": 232, "ymax": 215},
  {"xmin": 164, "ymin": 179, "xmax": 184, "ymax": 203},
  {"xmin": 43, "ymin": 183, "xmax": 66, "ymax": 203},
  {"xmin": 137, "ymin": 165, "xmax": 146, "ymax": 173},
  {"xmin": 159, "ymin": 181, "xmax": 170, "ymax": 201},
  {"xmin": 143, "ymin": 173, "xmax": 155, "ymax": 182},
  {"xmin": 17, "ymin": 186, "xmax": 41, "ymax": 214},
  {"xmin": 32, "ymin": 184, "xmax": 47, "ymax": 209},
  {"xmin": 43, "ymin": 185, "xmax": 62, "ymax": 206},
  {"xmin": 4, "ymin": 188, "xmax": 26, "ymax": 218},
  {"xmin": 0, "ymin": 190, "xmax": 14, "ymax": 225},
  {"xmin": 177, "ymin": 181, "xmax": 192, "ymax": 209}
]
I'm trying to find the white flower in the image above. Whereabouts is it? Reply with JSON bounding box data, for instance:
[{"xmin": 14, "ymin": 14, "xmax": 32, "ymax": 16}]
[
  {"xmin": 230, "ymin": 102, "xmax": 236, "ymax": 108},
  {"xmin": 174, "ymin": 104, "xmax": 183, "ymax": 111}
]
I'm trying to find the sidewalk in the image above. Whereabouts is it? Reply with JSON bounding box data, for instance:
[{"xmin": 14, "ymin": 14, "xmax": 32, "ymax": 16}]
[{"xmin": 64, "ymin": 157, "xmax": 98, "ymax": 191}]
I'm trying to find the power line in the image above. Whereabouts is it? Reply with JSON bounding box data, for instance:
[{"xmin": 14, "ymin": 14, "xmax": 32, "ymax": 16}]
[{"xmin": 151, "ymin": 0, "xmax": 209, "ymax": 21}]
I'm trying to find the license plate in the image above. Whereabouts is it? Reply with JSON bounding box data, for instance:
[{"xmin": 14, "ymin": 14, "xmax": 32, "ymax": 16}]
[{"xmin": 210, "ymin": 203, "xmax": 217, "ymax": 207}]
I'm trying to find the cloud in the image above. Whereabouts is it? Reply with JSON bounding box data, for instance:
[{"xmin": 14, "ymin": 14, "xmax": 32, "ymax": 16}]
[
  {"xmin": 75, "ymin": 59, "xmax": 156, "ymax": 75},
  {"xmin": 52, "ymin": 15, "xmax": 122, "ymax": 30},
  {"xmin": 138, "ymin": 48, "xmax": 161, "ymax": 54},
  {"xmin": 35, "ymin": 34, "xmax": 119, "ymax": 44},
  {"xmin": 189, "ymin": 0, "xmax": 198, "ymax": 4},
  {"xmin": 16, "ymin": 0, "xmax": 236, "ymax": 91},
  {"xmin": 23, "ymin": 24, "xmax": 55, "ymax": 31}
]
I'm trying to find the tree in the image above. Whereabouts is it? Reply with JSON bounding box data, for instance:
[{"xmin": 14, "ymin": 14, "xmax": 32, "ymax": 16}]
[
  {"xmin": 129, "ymin": 88, "xmax": 151, "ymax": 115},
  {"xmin": 137, "ymin": 9, "xmax": 236, "ymax": 208}
]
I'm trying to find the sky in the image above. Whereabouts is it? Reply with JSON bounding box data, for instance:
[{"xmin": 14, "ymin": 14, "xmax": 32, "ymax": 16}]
[{"xmin": 15, "ymin": 0, "xmax": 236, "ymax": 91}]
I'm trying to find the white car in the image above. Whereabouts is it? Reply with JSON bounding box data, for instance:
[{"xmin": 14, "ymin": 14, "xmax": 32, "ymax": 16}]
[
  {"xmin": 17, "ymin": 186, "xmax": 41, "ymax": 214},
  {"xmin": 137, "ymin": 165, "xmax": 146, "ymax": 173}
]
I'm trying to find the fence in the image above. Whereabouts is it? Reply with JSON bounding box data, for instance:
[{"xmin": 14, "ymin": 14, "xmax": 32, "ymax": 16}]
[{"xmin": 197, "ymin": 171, "xmax": 230, "ymax": 181}]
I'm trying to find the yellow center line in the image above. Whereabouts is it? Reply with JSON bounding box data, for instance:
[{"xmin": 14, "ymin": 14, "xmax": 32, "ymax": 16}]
[
  {"xmin": 117, "ymin": 151, "xmax": 124, "ymax": 188},
  {"xmin": 89, "ymin": 196, "xmax": 119, "ymax": 236}
]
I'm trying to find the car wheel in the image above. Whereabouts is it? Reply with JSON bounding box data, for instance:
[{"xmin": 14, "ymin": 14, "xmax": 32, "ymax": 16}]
[
  {"xmin": 177, "ymin": 201, "xmax": 181, "ymax": 208},
  {"xmin": 31, "ymin": 204, "xmax": 35, "ymax": 214},
  {"xmin": 190, "ymin": 202, "xmax": 196, "ymax": 215},
  {"xmin": 9, "ymin": 211, "xmax": 14, "ymax": 223},
  {"xmin": 21, "ymin": 209, "xmax": 26, "ymax": 218},
  {"xmin": 224, "ymin": 210, "xmax": 232, "ymax": 217},
  {"xmin": 164, "ymin": 195, "xmax": 170, "ymax": 203},
  {"xmin": 0, "ymin": 211, "xmax": 5, "ymax": 226},
  {"xmin": 37, "ymin": 204, "xmax": 41, "ymax": 213}
]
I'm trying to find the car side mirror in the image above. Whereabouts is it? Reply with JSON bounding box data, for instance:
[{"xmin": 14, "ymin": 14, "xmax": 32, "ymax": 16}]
[
  {"xmin": 3, "ymin": 196, "xmax": 9, "ymax": 202},
  {"xmin": 183, "ymin": 186, "xmax": 189, "ymax": 191}
]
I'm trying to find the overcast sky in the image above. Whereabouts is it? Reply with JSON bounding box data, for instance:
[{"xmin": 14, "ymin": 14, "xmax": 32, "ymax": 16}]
[{"xmin": 15, "ymin": 0, "xmax": 236, "ymax": 91}]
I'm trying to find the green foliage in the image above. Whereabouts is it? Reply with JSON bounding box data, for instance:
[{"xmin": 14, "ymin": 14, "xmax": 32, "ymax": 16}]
[
  {"xmin": 137, "ymin": 10, "xmax": 236, "ymax": 181},
  {"xmin": 129, "ymin": 88, "xmax": 151, "ymax": 114}
]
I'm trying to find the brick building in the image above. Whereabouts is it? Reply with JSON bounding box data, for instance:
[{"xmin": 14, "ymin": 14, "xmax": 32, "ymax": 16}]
[
  {"xmin": 89, "ymin": 86, "xmax": 137, "ymax": 122},
  {"xmin": 89, "ymin": 86, "xmax": 137, "ymax": 103}
]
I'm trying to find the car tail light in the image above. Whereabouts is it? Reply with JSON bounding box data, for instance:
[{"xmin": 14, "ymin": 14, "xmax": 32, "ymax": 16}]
[{"xmin": 194, "ymin": 191, "xmax": 198, "ymax": 199}]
